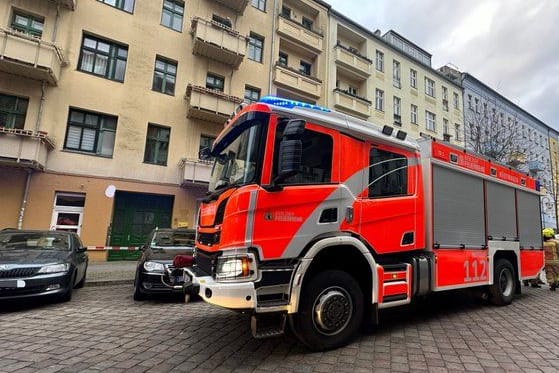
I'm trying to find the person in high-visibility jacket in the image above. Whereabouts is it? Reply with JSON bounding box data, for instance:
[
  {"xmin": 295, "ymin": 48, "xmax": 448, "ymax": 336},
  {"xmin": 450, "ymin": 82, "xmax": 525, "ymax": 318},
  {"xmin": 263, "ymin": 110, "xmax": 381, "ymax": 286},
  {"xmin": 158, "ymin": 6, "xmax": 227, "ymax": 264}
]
[{"xmin": 543, "ymin": 228, "xmax": 559, "ymax": 291}]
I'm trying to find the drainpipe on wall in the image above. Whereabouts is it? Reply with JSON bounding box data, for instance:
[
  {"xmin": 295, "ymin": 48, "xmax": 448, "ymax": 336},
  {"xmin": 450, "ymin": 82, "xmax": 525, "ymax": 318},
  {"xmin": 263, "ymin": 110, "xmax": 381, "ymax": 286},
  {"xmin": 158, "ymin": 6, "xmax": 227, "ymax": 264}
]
[
  {"xmin": 17, "ymin": 170, "xmax": 33, "ymax": 230},
  {"xmin": 268, "ymin": 0, "xmax": 279, "ymax": 95},
  {"xmin": 35, "ymin": 81, "xmax": 46, "ymax": 132}
]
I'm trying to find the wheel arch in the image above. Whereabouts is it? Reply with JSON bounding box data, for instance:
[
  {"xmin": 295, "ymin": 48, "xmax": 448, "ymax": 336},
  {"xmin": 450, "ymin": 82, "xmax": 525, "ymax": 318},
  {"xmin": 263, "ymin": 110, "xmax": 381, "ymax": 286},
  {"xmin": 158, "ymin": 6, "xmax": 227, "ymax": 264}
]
[{"xmin": 288, "ymin": 235, "xmax": 378, "ymax": 314}]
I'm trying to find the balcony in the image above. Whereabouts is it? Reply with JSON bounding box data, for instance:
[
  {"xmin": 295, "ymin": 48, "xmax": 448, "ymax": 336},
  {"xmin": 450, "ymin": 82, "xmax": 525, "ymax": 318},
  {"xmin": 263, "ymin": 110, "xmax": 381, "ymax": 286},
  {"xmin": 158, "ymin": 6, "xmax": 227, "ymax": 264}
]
[
  {"xmin": 334, "ymin": 44, "xmax": 371, "ymax": 79},
  {"xmin": 273, "ymin": 64, "xmax": 322, "ymax": 99},
  {"xmin": 333, "ymin": 89, "xmax": 370, "ymax": 118},
  {"xmin": 507, "ymin": 151, "xmax": 527, "ymax": 167},
  {"xmin": 212, "ymin": 0, "xmax": 249, "ymax": 13},
  {"xmin": 277, "ymin": 15, "xmax": 323, "ymax": 54},
  {"xmin": 190, "ymin": 17, "xmax": 248, "ymax": 68},
  {"xmin": 186, "ymin": 84, "xmax": 244, "ymax": 124},
  {"xmin": 0, "ymin": 127, "xmax": 55, "ymax": 171},
  {"xmin": 180, "ymin": 159, "xmax": 212, "ymax": 186},
  {"xmin": 528, "ymin": 160, "xmax": 545, "ymax": 172},
  {"xmin": 53, "ymin": 0, "xmax": 76, "ymax": 10},
  {"xmin": 0, "ymin": 28, "xmax": 66, "ymax": 85}
]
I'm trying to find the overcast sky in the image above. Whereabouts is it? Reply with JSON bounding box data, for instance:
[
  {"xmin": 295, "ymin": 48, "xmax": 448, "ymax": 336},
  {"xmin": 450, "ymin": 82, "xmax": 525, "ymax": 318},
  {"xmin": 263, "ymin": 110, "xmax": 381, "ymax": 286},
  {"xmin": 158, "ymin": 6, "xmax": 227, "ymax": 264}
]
[{"xmin": 326, "ymin": 0, "xmax": 559, "ymax": 130}]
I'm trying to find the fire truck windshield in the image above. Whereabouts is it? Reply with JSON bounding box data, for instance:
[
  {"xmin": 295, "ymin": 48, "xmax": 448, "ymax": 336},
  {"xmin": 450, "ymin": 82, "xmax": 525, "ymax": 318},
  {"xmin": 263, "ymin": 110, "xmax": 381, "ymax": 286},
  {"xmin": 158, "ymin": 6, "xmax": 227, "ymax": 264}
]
[{"xmin": 208, "ymin": 112, "xmax": 268, "ymax": 194}]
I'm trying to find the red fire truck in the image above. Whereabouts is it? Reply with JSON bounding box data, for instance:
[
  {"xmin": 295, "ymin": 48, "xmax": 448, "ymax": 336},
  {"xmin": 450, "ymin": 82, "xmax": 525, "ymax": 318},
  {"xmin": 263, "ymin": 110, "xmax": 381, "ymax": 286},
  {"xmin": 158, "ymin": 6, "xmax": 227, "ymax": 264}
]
[{"xmin": 184, "ymin": 97, "xmax": 544, "ymax": 350}]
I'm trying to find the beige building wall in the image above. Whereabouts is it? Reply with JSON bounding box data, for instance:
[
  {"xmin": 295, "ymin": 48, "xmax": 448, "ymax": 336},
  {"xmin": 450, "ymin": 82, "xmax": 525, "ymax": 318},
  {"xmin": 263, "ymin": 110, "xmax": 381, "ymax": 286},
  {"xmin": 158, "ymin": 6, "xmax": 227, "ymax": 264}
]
[{"xmin": 326, "ymin": 14, "xmax": 464, "ymax": 145}]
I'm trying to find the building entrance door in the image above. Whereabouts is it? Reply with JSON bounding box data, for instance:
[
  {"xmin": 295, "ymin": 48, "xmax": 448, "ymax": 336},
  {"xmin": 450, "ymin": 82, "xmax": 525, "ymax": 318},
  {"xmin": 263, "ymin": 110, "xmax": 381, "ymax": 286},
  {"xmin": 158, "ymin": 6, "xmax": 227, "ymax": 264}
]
[{"xmin": 50, "ymin": 193, "xmax": 86, "ymax": 235}]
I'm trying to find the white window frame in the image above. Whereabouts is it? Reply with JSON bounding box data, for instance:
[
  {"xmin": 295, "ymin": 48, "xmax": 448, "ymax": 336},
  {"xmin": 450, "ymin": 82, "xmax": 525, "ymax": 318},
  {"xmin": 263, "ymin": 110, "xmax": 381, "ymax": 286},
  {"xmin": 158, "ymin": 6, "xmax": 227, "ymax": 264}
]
[
  {"xmin": 375, "ymin": 50, "xmax": 384, "ymax": 72},
  {"xmin": 50, "ymin": 192, "xmax": 86, "ymax": 235},
  {"xmin": 393, "ymin": 60, "xmax": 401, "ymax": 88},
  {"xmin": 375, "ymin": 89, "xmax": 384, "ymax": 111},
  {"xmin": 393, "ymin": 96, "xmax": 401, "ymax": 116},
  {"xmin": 410, "ymin": 69, "xmax": 417, "ymax": 88},
  {"xmin": 425, "ymin": 77, "xmax": 435, "ymax": 98},
  {"xmin": 411, "ymin": 104, "xmax": 418, "ymax": 124},
  {"xmin": 425, "ymin": 110, "xmax": 436, "ymax": 132}
]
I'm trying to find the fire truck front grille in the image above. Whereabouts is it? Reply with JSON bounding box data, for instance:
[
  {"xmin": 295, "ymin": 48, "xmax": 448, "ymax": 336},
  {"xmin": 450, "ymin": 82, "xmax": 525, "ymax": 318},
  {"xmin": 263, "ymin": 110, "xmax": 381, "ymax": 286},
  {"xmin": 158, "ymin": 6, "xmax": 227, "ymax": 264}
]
[
  {"xmin": 195, "ymin": 250, "xmax": 218, "ymax": 276},
  {"xmin": 198, "ymin": 232, "xmax": 220, "ymax": 246}
]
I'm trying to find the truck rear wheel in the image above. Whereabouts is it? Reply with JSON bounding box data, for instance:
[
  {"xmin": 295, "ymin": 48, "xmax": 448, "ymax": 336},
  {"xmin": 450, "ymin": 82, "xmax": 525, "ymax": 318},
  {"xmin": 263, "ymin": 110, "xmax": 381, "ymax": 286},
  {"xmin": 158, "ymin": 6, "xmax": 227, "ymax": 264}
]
[
  {"xmin": 489, "ymin": 258, "xmax": 516, "ymax": 306},
  {"xmin": 290, "ymin": 270, "xmax": 363, "ymax": 351}
]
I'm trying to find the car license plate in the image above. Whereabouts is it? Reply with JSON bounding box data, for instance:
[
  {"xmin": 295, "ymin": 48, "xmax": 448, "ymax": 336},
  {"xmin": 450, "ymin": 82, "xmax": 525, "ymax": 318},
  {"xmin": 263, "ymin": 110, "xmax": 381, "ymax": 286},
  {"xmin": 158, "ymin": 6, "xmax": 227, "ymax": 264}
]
[
  {"xmin": 175, "ymin": 275, "xmax": 184, "ymax": 283},
  {"xmin": 0, "ymin": 280, "xmax": 25, "ymax": 289}
]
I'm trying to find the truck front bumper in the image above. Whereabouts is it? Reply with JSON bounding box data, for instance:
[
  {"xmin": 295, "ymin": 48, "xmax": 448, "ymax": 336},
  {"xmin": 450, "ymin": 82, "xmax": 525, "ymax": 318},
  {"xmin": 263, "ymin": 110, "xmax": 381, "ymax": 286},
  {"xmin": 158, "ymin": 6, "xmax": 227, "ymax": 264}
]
[{"xmin": 183, "ymin": 267, "xmax": 256, "ymax": 310}]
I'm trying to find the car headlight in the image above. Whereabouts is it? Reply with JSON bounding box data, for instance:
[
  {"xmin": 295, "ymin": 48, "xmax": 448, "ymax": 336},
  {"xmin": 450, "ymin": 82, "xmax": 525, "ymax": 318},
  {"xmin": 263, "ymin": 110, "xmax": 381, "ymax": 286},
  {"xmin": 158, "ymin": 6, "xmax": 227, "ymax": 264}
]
[
  {"xmin": 215, "ymin": 254, "xmax": 256, "ymax": 281},
  {"xmin": 38, "ymin": 263, "xmax": 70, "ymax": 274},
  {"xmin": 144, "ymin": 261, "xmax": 165, "ymax": 272}
]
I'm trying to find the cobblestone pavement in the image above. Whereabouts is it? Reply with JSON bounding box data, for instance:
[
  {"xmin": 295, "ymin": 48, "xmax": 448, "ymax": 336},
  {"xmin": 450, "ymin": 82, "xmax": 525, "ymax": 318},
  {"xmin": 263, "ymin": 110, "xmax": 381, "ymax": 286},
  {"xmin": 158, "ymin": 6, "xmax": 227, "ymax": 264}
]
[{"xmin": 2, "ymin": 285, "xmax": 559, "ymax": 373}]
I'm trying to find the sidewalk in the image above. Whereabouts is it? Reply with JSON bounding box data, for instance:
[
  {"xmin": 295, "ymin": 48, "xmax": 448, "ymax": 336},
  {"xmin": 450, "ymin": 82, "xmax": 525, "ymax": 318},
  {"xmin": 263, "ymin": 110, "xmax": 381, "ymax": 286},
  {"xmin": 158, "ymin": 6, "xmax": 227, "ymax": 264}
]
[{"xmin": 86, "ymin": 260, "xmax": 137, "ymax": 287}]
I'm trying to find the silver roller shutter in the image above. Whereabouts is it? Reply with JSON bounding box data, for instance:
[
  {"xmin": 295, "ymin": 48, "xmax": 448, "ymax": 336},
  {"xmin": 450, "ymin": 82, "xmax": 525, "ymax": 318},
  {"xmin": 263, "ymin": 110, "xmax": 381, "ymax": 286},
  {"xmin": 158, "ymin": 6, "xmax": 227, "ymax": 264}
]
[
  {"xmin": 486, "ymin": 182, "xmax": 517, "ymax": 241},
  {"xmin": 517, "ymin": 190, "xmax": 542, "ymax": 249},
  {"xmin": 433, "ymin": 165, "xmax": 485, "ymax": 248}
]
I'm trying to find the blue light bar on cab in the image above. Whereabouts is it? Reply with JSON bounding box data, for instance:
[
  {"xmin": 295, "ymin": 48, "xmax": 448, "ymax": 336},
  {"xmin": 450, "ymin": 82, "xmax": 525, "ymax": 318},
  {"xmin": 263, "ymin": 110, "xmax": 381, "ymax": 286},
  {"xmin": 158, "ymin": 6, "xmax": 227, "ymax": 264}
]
[{"xmin": 259, "ymin": 96, "xmax": 331, "ymax": 113}]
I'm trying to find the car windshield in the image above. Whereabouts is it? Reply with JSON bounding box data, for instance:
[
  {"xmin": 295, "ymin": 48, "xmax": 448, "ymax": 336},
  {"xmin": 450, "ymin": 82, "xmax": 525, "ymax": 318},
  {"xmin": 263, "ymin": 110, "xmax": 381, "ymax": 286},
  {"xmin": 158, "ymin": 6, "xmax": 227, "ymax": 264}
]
[
  {"xmin": 208, "ymin": 112, "xmax": 268, "ymax": 193},
  {"xmin": 0, "ymin": 232, "xmax": 71, "ymax": 251},
  {"xmin": 152, "ymin": 231, "xmax": 195, "ymax": 247}
]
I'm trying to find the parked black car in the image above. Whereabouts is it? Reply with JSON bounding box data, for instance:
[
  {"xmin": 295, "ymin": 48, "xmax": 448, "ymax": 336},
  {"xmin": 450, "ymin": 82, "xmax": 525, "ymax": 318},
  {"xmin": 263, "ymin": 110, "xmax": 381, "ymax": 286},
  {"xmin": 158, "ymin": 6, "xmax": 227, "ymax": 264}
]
[
  {"xmin": 0, "ymin": 230, "xmax": 88, "ymax": 302},
  {"xmin": 133, "ymin": 228, "xmax": 195, "ymax": 300}
]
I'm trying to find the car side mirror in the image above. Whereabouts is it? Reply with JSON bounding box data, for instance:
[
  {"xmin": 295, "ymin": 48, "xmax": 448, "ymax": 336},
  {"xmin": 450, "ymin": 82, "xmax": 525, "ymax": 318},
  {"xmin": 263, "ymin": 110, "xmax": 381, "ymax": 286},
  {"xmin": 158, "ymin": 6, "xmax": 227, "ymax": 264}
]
[{"xmin": 77, "ymin": 246, "xmax": 87, "ymax": 253}]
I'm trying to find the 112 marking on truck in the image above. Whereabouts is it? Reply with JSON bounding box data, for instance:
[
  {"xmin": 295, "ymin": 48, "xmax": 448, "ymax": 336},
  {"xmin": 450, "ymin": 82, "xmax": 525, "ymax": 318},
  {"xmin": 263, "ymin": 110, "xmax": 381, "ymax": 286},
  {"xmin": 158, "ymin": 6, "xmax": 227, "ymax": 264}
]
[{"xmin": 183, "ymin": 97, "xmax": 544, "ymax": 350}]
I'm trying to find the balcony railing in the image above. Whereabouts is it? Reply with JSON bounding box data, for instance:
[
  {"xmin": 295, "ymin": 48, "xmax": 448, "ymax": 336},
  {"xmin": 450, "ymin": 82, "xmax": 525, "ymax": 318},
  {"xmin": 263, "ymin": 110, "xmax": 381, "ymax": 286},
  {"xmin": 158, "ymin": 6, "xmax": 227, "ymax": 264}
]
[
  {"xmin": 334, "ymin": 44, "xmax": 371, "ymax": 79},
  {"xmin": 212, "ymin": 0, "xmax": 249, "ymax": 13},
  {"xmin": 277, "ymin": 15, "xmax": 323, "ymax": 54},
  {"xmin": 273, "ymin": 63, "xmax": 322, "ymax": 99},
  {"xmin": 180, "ymin": 158, "xmax": 213, "ymax": 185},
  {"xmin": 186, "ymin": 84, "xmax": 244, "ymax": 124},
  {"xmin": 0, "ymin": 127, "xmax": 55, "ymax": 170},
  {"xmin": 53, "ymin": 0, "xmax": 76, "ymax": 10},
  {"xmin": 0, "ymin": 28, "xmax": 66, "ymax": 85},
  {"xmin": 191, "ymin": 17, "xmax": 248, "ymax": 68},
  {"xmin": 333, "ymin": 88, "xmax": 370, "ymax": 118}
]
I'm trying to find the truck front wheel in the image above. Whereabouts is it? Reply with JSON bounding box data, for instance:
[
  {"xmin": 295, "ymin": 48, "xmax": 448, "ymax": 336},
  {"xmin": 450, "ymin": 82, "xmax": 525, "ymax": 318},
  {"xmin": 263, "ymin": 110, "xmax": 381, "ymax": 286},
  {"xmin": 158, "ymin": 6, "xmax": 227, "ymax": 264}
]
[
  {"xmin": 290, "ymin": 270, "xmax": 363, "ymax": 351},
  {"xmin": 489, "ymin": 258, "xmax": 516, "ymax": 306}
]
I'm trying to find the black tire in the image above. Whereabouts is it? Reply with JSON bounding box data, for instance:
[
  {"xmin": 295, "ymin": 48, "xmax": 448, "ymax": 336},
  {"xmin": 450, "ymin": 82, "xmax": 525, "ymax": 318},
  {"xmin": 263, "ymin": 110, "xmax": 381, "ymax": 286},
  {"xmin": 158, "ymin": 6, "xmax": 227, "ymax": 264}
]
[
  {"xmin": 75, "ymin": 266, "xmax": 87, "ymax": 289},
  {"xmin": 133, "ymin": 281, "xmax": 146, "ymax": 301},
  {"xmin": 60, "ymin": 272, "xmax": 75, "ymax": 302},
  {"xmin": 290, "ymin": 270, "xmax": 364, "ymax": 351},
  {"xmin": 489, "ymin": 258, "xmax": 516, "ymax": 306}
]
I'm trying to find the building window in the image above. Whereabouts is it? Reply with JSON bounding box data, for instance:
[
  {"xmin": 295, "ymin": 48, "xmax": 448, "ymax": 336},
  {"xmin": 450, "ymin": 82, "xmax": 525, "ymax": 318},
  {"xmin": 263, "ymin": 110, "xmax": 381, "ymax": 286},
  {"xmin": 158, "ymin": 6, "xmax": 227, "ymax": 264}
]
[
  {"xmin": 375, "ymin": 50, "xmax": 384, "ymax": 72},
  {"xmin": 425, "ymin": 77, "xmax": 435, "ymax": 98},
  {"xmin": 375, "ymin": 89, "xmax": 384, "ymax": 112},
  {"xmin": 280, "ymin": 6, "xmax": 291, "ymax": 18},
  {"xmin": 78, "ymin": 35, "xmax": 128, "ymax": 82},
  {"xmin": 442, "ymin": 86, "xmax": 448, "ymax": 111},
  {"xmin": 144, "ymin": 124, "xmax": 170, "ymax": 166},
  {"xmin": 393, "ymin": 60, "xmax": 401, "ymax": 88},
  {"xmin": 199, "ymin": 135, "xmax": 215, "ymax": 158},
  {"xmin": 425, "ymin": 110, "xmax": 436, "ymax": 132},
  {"xmin": 161, "ymin": 0, "xmax": 184, "ymax": 32},
  {"xmin": 301, "ymin": 17, "xmax": 313, "ymax": 30},
  {"xmin": 0, "ymin": 93, "xmax": 28, "ymax": 129},
  {"xmin": 251, "ymin": 0, "xmax": 266, "ymax": 11},
  {"xmin": 97, "ymin": 0, "xmax": 134, "ymax": 13},
  {"xmin": 468, "ymin": 94, "xmax": 472, "ymax": 110},
  {"xmin": 51, "ymin": 193, "xmax": 86, "ymax": 235},
  {"xmin": 244, "ymin": 85, "xmax": 261, "ymax": 103},
  {"xmin": 206, "ymin": 73, "xmax": 224, "ymax": 91},
  {"xmin": 410, "ymin": 104, "xmax": 418, "ymax": 124},
  {"xmin": 369, "ymin": 148, "xmax": 408, "ymax": 198},
  {"xmin": 64, "ymin": 109, "xmax": 117, "ymax": 157},
  {"xmin": 152, "ymin": 56, "xmax": 177, "ymax": 95},
  {"xmin": 410, "ymin": 69, "xmax": 417, "ymax": 88},
  {"xmin": 278, "ymin": 52, "xmax": 288, "ymax": 66},
  {"xmin": 474, "ymin": 98, "xmax": 480, "ymax": 113},
  {"xmin": 393, "ymin": 96, "xmax": 401, "ymax": 124},
  {"xmin": 455, "ymin": 123, "xmax": 462, "ymax": 141},
  {"xmin": 443, "ymin": 118, "xmax": 449, "ymax": 135},
  {"xmin": 453, "ymin": 92, "xmax": 459, "ymax": 109},
  {"xmin": 248, "ymin": 33, "xmax": 264, "ymax": 63},
  {"xmin": 299, "ymin": 60, "xmax": 311, "ymax": 76},
  {"xmin": 11, "ymin": 11, "xmax": 44, "ymax": 37}
]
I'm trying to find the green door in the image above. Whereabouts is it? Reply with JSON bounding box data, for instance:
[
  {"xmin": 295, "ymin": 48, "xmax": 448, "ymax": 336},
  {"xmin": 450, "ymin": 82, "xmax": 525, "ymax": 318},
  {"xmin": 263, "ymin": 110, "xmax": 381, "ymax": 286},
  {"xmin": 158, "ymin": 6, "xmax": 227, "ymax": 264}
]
[{"xmin": 110, "ymin": 192, "xmax": 174, "ymax": 246}]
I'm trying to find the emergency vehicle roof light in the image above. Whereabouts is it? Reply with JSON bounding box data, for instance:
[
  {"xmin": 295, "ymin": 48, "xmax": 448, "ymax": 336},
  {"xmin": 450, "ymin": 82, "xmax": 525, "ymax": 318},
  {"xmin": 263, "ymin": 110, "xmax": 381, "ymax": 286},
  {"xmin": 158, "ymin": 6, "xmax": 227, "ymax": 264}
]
[
  {"xmin": 259, "ymin": 96, "xmax": 331, "ymax": 113},
  {"xmin": 396, "ymin": 130, "xmax": 407, "ymax": 140},
  {"xmin": 382, "ymin": 125, "xmax": 393, "ymax": 136}
]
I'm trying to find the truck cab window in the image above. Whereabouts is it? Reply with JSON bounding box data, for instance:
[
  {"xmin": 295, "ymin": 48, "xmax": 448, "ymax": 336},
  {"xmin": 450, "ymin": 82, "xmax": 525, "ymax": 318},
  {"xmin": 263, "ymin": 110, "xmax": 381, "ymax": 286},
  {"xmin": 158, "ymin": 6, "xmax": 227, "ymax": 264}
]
[
  {"xmin": 272, "ymin": 123, "xmax": 333, "ymax": 185},
  {"xmin": 369, "ymin": 148, "xmax": 408, "ymax": 197}
]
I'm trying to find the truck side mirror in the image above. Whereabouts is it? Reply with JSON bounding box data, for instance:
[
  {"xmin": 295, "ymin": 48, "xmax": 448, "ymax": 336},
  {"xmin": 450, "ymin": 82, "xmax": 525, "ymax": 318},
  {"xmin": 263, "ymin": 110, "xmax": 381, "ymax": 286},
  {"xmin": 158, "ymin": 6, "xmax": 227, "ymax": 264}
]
[{"xmin": 273, "ymin": 119, "xmax": 305, "ymax": 185}]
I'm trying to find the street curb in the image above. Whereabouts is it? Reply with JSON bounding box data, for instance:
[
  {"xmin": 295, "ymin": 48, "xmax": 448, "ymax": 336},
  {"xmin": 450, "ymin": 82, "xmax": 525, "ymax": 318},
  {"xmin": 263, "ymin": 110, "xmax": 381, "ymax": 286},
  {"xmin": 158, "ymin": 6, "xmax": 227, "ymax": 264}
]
[{"xmin": 85, "ymin": 279, "xmax": 134, "ymax": 287}]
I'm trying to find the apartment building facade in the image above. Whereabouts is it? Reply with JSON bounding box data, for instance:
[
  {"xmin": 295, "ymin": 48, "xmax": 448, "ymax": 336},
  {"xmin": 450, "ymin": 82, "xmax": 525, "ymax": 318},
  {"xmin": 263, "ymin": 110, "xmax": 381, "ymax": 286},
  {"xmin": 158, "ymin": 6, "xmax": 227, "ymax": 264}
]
[{"xmin": 0, "ymin": 0, "xmax": 464, "ymax": 248}]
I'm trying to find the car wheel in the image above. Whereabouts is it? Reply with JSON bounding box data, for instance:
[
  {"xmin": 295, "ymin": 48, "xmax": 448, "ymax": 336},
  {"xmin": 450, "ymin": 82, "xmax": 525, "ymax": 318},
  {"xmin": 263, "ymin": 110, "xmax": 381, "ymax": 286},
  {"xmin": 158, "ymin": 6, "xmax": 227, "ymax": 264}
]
[
  {"xmin": 489, "ymin": 258, "xmax": 516, "ymax": 306},
  {"xmin": 290, "ymin": 270, "xmax": 363, "ymax": 351},
  {"xmin": 75, "ymin": 265, "xmax": 87, "ymax": 289},
  {"xmin": 133, "ymin": 281, "xmax": 146, "ymax": 301},
  {"xmin": 60, "ymin": 271, "xmax": 76, "ymax": 302}
]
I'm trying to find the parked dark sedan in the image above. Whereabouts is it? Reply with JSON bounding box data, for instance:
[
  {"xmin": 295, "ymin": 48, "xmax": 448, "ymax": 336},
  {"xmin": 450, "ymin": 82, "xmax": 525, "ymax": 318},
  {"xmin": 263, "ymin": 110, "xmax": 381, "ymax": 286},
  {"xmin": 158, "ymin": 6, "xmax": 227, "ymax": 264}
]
[
  {"xmin": 134, "ymin": 228, "xmax": 195, "ymax": 301},
  {"xmin": 0, "ymin": 230, "xmax": 88, "ymax": 302}
]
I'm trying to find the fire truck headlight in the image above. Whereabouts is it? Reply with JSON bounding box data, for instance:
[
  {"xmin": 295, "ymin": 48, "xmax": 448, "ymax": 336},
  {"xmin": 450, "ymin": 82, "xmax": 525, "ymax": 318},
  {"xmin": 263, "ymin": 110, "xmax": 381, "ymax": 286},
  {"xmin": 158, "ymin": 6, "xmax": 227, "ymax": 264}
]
[{"xmin": 215, "ymin": 254, "xmax": 256, "ymax": 281}]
